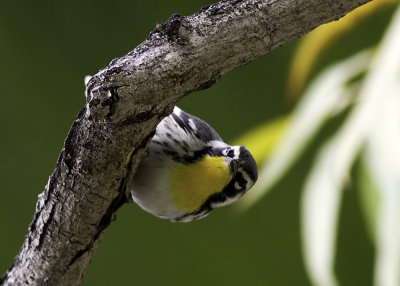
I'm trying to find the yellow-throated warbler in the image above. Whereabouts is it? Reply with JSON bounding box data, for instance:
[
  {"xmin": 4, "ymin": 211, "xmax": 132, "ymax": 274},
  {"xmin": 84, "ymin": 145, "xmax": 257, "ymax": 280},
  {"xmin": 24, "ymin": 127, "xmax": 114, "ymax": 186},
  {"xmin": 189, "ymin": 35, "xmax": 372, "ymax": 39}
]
[{"xmin": 130, "ymin": 107, "xmax": 257, "ymax": 222}]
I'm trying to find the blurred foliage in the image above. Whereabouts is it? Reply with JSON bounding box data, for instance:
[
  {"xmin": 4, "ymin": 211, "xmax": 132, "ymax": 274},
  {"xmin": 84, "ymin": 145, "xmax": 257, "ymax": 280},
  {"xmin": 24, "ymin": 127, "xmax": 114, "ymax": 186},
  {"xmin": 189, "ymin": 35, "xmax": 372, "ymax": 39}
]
[
  {"xmin": 237, "ymin": 2, "xmax": 400, "ymax": 286},
  {"xmin": 0, "ymin": 1, "xmax": 398, "ymax": 286},
  {"xmin": 286, "ymin": 0, "xmax": 398, "ymax": 100},
  {"xmin": 232, "ymin": 116, "xmax": 289, "ymax": 165},
  {"xmin": 357, "ymin": 158, "xmax": 380, "ymax": 243}
]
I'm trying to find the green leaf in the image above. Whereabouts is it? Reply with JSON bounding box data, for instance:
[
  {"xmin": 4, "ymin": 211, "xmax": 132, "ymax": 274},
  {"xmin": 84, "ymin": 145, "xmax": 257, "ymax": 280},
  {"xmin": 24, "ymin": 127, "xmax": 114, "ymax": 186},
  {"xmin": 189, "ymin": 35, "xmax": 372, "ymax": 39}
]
[{"xmin": 357, "ymin": 157, "xmax": 379, "ymax": 243}]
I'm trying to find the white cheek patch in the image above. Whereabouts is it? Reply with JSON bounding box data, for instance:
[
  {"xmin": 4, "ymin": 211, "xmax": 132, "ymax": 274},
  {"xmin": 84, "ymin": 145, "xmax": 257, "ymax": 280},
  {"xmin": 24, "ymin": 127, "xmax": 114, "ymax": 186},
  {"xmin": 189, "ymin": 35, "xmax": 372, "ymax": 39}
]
[
  {"xmin": 233, "ymin": 169, "xmax": 254, "ymax": 191},
  {"xmin": 210, "ymin": 194, "xmax": 242, "ymax": 208},
  {"xmin": 234, "ymin": 181, "xmax": 241, "ymax": 190},
  {"xmin": 240, "ymin": 169, "xmax": 254, "ymax": 190}
]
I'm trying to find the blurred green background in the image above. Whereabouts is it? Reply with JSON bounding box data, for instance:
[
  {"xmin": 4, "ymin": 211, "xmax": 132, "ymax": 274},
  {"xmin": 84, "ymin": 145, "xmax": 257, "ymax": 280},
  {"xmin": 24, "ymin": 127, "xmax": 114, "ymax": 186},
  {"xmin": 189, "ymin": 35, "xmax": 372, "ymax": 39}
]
[{"xmin": 0, "ymin": 1, "xmax": 394, "ymax": 285}]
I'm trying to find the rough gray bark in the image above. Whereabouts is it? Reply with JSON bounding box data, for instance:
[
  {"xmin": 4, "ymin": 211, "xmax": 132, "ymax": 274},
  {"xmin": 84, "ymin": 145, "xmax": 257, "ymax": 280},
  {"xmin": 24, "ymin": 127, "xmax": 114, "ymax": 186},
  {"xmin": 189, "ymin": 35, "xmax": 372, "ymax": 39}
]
[{"xmin": 1, "ymin": 0, "xmax": 371, "ymax": 285}]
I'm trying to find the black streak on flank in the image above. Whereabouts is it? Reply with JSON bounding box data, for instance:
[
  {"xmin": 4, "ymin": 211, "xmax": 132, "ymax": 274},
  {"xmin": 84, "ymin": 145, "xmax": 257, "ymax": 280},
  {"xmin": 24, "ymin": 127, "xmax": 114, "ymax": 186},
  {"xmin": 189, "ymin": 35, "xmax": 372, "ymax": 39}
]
[
  {"xmin": 181, "ymin": 144, "xmax": 189, "ymax": 154},
  {"xmin": 163, "ymin": 149, "xmax": 178, "ymax": 157},
  {"xmin": 182, "ymin": 141, "xmax": 190, "ymax": 151},
  {"xmin": 182, "ymin": 146, "xmax": 212, "ymax": 164},
  {"xmin": 163, "ymin": 149, "xmax": 181, "ymax": 162}
]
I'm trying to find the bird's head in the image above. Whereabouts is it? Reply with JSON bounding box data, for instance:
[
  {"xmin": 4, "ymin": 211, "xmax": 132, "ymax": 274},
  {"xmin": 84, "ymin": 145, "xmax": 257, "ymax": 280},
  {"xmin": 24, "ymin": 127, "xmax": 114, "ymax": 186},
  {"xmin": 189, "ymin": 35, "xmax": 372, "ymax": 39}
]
[
  {"xmin": 171, "ymin": 142, "xmax": 258, "ymax": 222},
  {"xmin": 208, "ymin": 144, "xmax": 258, "ymax": 209}
]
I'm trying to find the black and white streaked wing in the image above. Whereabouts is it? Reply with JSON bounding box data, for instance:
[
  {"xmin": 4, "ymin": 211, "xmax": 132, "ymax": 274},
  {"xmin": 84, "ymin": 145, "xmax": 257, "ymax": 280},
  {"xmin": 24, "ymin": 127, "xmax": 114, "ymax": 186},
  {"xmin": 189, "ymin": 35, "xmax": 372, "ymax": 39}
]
[
  {"xmin": 147, "ymin": 107, "xmax": 224, "ymax": 164},
  {"xmin": 170, "ymin": 107, "xmax": 222, "ymax": 143}
]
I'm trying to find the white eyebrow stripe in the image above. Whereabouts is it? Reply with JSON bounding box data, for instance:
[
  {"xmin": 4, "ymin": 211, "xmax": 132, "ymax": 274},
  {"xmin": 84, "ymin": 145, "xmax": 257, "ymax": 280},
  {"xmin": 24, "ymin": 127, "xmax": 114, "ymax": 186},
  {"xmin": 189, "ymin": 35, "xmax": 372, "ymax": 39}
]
[{"xmin": 210, "ymin": 194, "xmax": 241, "ymax": 208}]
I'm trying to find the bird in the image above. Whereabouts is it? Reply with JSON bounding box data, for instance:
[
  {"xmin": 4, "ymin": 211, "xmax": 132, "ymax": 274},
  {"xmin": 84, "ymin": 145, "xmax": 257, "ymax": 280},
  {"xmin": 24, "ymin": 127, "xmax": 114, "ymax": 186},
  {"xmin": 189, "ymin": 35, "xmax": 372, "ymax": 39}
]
[{"xmin": 129, "ymin": 106, "xmax": 258, "ymax": 222}]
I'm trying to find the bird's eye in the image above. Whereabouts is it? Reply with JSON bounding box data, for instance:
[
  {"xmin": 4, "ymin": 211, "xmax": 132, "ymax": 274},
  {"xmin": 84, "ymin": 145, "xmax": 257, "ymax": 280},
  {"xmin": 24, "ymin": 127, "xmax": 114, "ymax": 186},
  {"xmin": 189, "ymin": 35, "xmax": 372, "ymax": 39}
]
[{"xmin": 227, "ymin": 149, "xmax": 235, "ymax": 158}]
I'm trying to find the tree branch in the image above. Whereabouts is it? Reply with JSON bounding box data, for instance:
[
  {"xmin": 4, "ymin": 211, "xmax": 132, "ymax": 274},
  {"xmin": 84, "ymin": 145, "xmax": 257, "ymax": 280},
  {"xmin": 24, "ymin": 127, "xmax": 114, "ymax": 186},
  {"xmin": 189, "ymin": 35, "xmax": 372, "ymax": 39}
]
[{"xmin": 1, "ymin": 0, "xmax": 371, "ymax": 285}]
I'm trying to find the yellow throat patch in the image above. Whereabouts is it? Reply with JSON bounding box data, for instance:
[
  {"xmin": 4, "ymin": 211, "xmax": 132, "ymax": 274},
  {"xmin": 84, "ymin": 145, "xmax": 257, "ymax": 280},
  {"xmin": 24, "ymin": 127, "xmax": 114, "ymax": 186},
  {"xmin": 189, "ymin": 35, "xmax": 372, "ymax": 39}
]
[{"xmin": 171, "ymin": 156, "xmax": 232, "ymax": 212}]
